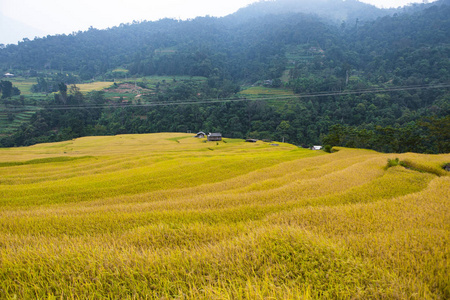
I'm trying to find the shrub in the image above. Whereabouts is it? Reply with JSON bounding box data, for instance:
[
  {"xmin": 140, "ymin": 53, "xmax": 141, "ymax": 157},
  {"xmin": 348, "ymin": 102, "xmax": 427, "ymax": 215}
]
[{"xmin": 386, "ymin": 158, "xmax": 400, "ymax": 169}]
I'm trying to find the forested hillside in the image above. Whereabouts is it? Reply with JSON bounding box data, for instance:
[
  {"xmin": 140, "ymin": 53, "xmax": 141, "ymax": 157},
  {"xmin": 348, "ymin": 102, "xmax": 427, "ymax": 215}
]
[{"xmin": 0, "ymin": 0, "xmax": 449, "ymax": 152}]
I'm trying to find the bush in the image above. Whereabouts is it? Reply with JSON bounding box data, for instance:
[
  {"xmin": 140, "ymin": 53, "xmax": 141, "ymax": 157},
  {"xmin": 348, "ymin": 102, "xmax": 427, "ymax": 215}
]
[{"xmin": 386, "ymin": 158, "xmax": 400, "ymax": 169}]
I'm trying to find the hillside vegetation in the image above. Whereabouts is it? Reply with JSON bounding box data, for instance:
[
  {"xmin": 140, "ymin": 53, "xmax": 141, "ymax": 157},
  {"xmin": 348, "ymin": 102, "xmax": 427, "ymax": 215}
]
[
  {"xmin": 0, "ymin": 1, "xmax": 449, "ymax": 151},
  {"xmin": 0, "ymin": 133, "xmax": 448, "ymax": 298}
]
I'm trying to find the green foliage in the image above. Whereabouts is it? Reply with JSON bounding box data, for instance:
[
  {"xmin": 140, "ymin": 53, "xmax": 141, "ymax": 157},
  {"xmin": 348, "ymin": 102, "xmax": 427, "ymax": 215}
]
[
  {"xmin": 0, "ymin": 156, "xmax": 93, "ymax": 168},
  {"xmin": 386, "ymin": 158, "xmax": 400, "ymax": 169},
  {"xmin": 385, "ymin": 157, "xmax": 448, "ymax": 177},
  {"xmin": 323, "ymin": 116, "xmax": 450, "ymax": 154},
  {"xmin": 31, "ymin": 73, "xmax": 79, "ymax": 94},
  {"xmin": 323, "ymin": 145, "xmax": 332, "ymax": 153},
  {"xmin": 0, "ymin": 80, "xmax": 20, "ymax": 98}
]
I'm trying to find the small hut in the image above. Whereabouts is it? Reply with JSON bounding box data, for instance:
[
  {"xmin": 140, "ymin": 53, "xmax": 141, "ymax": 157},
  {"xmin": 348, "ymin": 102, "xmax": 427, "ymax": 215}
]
[
  {"xmin": 207, "ymin": 133, "xmax": 222, "ymax": 141},
  {"xmin": 195, "ymin": 131, "xmax": 206, "ymax": 138}
]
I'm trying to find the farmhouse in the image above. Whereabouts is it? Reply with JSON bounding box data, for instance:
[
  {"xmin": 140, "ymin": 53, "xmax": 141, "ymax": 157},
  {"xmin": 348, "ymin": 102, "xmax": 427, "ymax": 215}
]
[
  {"xmin": 195, "ymin": 131, "xmax": 206, "ymax": 138},
  {"xmin": 311, "ymin": 145, "xmax": 323, "ymax": 150},
  {"xmin": 207, "ymin": 133, "xmax": 222, "ymax": 141},
  {"xmin": 3, "ymin": 73, "xmax": 14, "ymax": 78},
  {"xmin": 246, "ymin": 139, "xmax": 258, "ymax": 143}
]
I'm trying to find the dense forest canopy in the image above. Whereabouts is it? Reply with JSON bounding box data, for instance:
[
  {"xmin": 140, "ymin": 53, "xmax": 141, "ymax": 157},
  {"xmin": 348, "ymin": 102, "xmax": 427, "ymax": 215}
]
[{"xmin": 0, "ymin": 0, "xmax": 449, "ymax": 153}]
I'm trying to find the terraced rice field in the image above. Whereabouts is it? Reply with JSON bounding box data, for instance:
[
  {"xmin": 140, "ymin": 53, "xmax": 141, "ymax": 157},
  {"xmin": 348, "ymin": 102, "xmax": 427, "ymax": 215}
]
[
  {"xmin": 76, "ymin": 82, "xmax": 114, "ymax": 93},
  {"xmin": 0, "ymin": 133, "xmax": 448, "ymax": 299},
  {"xmin": 239, "ymin": 86, "xmax": 294, "ymax": 96},
  {"xmin": 8, "ymin": 78, "xmax": 36, "ymax": 95},
  {"xmin": 0, "ymin": 107, "xmax": 38, "ymax": 135}
]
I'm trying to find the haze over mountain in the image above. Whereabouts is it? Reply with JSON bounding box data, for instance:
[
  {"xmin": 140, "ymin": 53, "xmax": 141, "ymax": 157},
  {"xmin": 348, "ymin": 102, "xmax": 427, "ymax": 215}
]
[
  {"xmin": 1, "ymin": 0, "xmax": 447, "ymax": 75},
  {"xmin": 229, "ymin": 0, "xmax": 389, "ymax": 23},
  {"xmin": 0, "ymin": 0, "xmax": 440, "ymax": 45},
  {"xmin": 0, "ymin": 13, "xmax": 46, "ymax": 46}
]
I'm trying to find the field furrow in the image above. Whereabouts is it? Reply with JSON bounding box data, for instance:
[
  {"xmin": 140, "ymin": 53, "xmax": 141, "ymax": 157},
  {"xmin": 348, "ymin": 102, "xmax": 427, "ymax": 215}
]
[{"xmin": 0, "ymin": 133, "xmax": 448, "ymax": 299}]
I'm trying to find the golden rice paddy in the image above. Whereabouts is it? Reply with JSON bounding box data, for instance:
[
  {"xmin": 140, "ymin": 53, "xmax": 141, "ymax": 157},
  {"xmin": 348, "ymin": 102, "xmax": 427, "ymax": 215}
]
[
  {"xmin": 0, "ymin": 133, "xmax": 448, "ymax": 299},
  {"xmin": 76, "ymin": 82, "xmax": 114, "ymax": 93},
  {"xmin": 238, "ymin": 86, "xmax": 294, "ymax": 96}
]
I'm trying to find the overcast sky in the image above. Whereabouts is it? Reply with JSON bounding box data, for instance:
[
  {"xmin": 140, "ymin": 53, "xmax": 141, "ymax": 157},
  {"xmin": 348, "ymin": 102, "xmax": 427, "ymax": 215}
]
[{"xmin": 0, "ymin": 0, "xmax": 436, "ymax": 45}]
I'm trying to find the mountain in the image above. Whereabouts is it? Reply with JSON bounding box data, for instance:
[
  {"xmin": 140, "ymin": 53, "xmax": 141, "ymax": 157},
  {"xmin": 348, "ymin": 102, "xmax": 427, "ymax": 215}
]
[
  {"xmin": 230, "ymin": 0, "xmax": 449, "ymax": 23},
  {"xmin": 227, "ymin": 0, "xmax": 391, "ymax": 24},
  {"xmin": 0, "ymin": 0, "xmax": 448, "ymax": 152},
  {"xmin": 1, "ymin": 0, "xmax": 446, "ymax": 75}
]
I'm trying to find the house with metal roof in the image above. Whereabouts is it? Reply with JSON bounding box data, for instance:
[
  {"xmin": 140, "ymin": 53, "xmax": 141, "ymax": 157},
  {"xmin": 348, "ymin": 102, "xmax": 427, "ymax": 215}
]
[
  {"xmin": 195, "ymin": 131, "xmax": 206, "ymax": 138},
  {"xmin": 207, "ymin": 133, "xmax": 222, "ymax": 141}
]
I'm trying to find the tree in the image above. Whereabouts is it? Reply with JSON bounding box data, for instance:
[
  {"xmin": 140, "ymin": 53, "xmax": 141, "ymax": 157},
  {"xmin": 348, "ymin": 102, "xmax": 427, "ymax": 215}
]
[
  {"xmin": 55, "ymin": 82, "xmax": 68, "ymax": 105},
  {"xmin": 276, "ymin": 120, "xmax": 291, "ymax": 143},
  {"xmin": 0, "ymin": 80, "xmax": 13, "ymax": 99}
]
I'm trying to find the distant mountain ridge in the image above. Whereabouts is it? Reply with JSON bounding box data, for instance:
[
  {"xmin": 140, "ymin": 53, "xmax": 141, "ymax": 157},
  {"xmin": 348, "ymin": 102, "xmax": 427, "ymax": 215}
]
[
  {"xmin": 227, "ymin": 0, "xmax": 387, "ymax": 23},
  {"xmin": 227, "ymin": 0, "xmax": 446, "ymax": 24},
  {"xmin": 0, "ymin": 0, "xmax": 447, "ymax": 76}
]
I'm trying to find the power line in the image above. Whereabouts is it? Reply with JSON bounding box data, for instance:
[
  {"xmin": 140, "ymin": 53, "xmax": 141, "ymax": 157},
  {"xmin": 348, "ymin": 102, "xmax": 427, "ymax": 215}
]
[{"xmin": 1, "ymin": 83, "xmax": 449, "ymax": 112}]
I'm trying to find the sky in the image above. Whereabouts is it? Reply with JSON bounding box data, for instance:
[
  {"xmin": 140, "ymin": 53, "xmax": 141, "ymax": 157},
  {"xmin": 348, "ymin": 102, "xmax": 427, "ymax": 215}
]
[{"xmin": 0, "ymin": 0, "xmax": 437, "ymax": 45}]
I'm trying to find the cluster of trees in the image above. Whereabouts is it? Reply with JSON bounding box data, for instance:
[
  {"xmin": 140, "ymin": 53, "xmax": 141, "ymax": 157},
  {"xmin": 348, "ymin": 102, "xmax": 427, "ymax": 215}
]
[
  {"xmin": 0, "ymin": 80, "xmax": 20, "ymax": 99},
  {"xmin": 323, "ymin": 118, "xmax": 450, "ymax": 154},
  {"xmin": 0, "ymin": 12, "xmax": 339, "ymax": 81},
  {"xmin": 0, "ymin": 87, "xmax": 105, "ymax": 146},
  {"xmin": 1, "ymin": 3, "xmax": 448, "ymax": 87},
  {"xmin": 2, "ymin": 78, "xmax": 448, "ymax": 154},
  {"xmin": 31, "ymin": 73, "xmax": 79, "ymax": 93}
]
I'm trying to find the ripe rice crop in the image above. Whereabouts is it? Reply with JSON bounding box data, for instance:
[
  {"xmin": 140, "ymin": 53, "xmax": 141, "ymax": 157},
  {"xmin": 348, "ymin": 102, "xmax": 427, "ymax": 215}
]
[
  {"xmin": 239, "ymin": 86, "xmax": 294, "ymax": 96},
  {"xmin": 76, "ymin": 82, "xmax": 114, "ymax": 92},
  {"xmin": 0, "ymin": 133, "xmax": 448, "ymax": 299}
]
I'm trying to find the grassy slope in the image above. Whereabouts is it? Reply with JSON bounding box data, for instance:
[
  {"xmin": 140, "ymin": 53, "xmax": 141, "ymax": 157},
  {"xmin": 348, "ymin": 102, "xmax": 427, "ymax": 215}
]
[
  {"xmin": 8, "ymin": 77, "xmax": 36, "ymax": 95},
  {"xmin": 239, "ymin": 86, "xmax": 294, "ymax": 96},
  {"xmin": 0, "ymin": 133, "xmax": 448, "ymax": 299}
]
